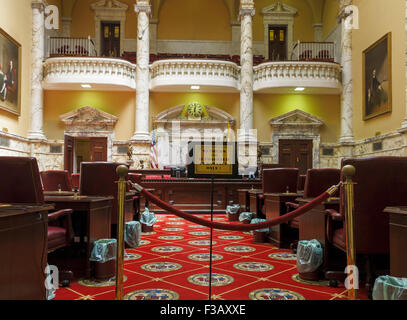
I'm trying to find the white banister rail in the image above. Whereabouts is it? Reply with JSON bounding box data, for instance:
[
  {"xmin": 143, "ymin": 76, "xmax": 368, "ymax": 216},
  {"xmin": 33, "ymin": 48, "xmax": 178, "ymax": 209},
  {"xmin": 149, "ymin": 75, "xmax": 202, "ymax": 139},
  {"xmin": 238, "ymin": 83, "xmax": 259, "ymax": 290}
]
[
  {"xmin": 291, "ymin": 41, "xmax": 335, "ymax": 62},
  {"xmin": 47, "ymin": 36, "xmax": 97, "ymax": 58}
]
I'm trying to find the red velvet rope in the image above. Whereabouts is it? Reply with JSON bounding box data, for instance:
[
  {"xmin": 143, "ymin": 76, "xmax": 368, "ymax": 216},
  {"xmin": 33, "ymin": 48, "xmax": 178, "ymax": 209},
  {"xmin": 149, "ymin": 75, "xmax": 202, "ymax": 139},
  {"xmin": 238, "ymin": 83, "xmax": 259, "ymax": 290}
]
[{"xmin": 139, "ymin": 188, "xmax": 331, "ymax": 231}]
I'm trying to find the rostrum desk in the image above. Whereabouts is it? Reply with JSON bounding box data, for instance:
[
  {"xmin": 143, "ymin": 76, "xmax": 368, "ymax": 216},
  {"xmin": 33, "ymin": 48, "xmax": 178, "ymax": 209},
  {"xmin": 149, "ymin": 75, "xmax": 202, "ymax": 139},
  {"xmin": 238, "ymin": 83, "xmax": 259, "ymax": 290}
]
[
  {"xmin": 140, "ymin": 178, "xmax": 262, "ymax": 213},
  {"xmin": 0, "ymin": 204, "xmax": 54, "ymax": 300}
]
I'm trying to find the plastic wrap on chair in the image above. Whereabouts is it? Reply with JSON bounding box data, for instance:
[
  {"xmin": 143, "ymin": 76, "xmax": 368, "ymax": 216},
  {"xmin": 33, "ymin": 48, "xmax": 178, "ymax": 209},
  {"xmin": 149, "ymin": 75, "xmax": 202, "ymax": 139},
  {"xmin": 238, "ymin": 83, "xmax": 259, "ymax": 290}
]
[
  {"xmin": 89, "ymin": 239, "xmax": 117, "ymax": 263},
  {"xmin": 239, "ymin": 212, "xmax": 253, "ymax": 222},
  {"xmin": 125, "ymin": 221, "xmax": 141, "ymax": 248},
  {"xmin": 226, "ymin": 204, "xmax": 240, "ymax": 215},
  {"xmin": 45, "ymin": 264, "xmax": 56, "ymax": 300},
  {"xmin": 250, "ymin": 218, "xmax": 269, "ymax": 233},
  {"xmin": 140, "ymin": 208, "xmax": 157, "ymax": 226},
  {"xmin": 373, "ymin": 276, "xmax": 407, "ymax": 300},
  {"xmin": 296, "ymin": 239, "xmax": 323, "ymax": 273}
]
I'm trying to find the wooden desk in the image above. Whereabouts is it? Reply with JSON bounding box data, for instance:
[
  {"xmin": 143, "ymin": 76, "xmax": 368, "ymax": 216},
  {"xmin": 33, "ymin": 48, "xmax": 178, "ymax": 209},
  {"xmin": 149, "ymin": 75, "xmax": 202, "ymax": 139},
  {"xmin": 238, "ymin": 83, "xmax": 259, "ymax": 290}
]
[
  {"xmin": 0, "ymin": 204, "xmax": 54, "ymax": 300},
  {"xmin": 140, "ymin": 179, "xmax": 262, "ymax": 213},
  {"xmin": 44, "ymin": 196, "xmax": 113, "ymax": 278},
  {"xmin": 264, "ymin": 193, "xmax": 299, "ymax": 248},
  {"xmin": 384, "ymin": 206, "xmax": 407, "ymax": 277},
  {"xmin": 44, "ymin": 191, "xmax": 75, "ymax": 196},
  {"xmin": 248, "ymin": 189, "xmax": 263, "ymax": 216}
]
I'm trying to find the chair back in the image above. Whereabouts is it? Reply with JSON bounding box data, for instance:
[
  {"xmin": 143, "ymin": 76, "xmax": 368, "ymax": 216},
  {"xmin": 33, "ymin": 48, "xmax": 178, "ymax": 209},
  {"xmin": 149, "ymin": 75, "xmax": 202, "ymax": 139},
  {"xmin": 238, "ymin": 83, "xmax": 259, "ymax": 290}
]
[
  {"xmin": 79, "ymin": 162, "xmax": 128, "ymax": 224},
  {"xmin": 262, "ymin": 168, "xmax": 299, "ymax": 194},
  {"xmin": 303, "ymin": 168, "xmax": 340, "ymax": 197},
  {"xmin": 0, "ymin": 157, "xmax": 44, "ymax": 204},
  {"xmin": 298, "ymin": 174, "xmax": 306, "ymax": 191},
  {"xmin": 341, "ymin": 157, "xmax": 407, "ymax": 255},
  {"xmin": 40, "ymin": 170, "xmax": 73, "ymax": 191}
]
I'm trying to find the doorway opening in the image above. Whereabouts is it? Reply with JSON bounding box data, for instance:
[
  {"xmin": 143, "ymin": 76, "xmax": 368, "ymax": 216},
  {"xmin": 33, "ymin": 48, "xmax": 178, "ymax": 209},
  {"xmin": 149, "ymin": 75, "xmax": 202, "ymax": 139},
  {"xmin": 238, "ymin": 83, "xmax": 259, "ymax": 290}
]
[
  {"xmin": 278, "ymin": 139, "xmax": 313, "ymax": 175},
  {"xmin": 268, "ymin": 25, "xmax": 287, "ymax": 61},
  {"xmin": 65, "ymin": 136, "xmax": 108, "ymax": 174},
  {"xmin": 101, "ymin": 21, "xmax": 121, "ymax": 57}
]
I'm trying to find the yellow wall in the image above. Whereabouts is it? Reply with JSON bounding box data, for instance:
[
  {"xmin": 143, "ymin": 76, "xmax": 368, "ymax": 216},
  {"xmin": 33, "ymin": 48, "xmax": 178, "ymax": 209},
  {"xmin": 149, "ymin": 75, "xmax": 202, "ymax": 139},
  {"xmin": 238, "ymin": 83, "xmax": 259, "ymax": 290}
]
[
  {"xmin": 253, "ymin": 0, "xmax": 315, "ymax": 43},
  {"xmin": 157, "ymin": 0, "xmax": 232, "ymax": 41},
  {"xmin": 254, "ymin": 93, "xmax": 341, "ymax": 143},
  {"xmin": 0, "ymin": 0, "xmax": 32, "ymax": 137},
  {"xmin": 44, "ymin": 90, "xmax": 135, "ymax": 140},
  {"xmin": 322, "ymin": 0, "xmax": 339, "ymax": 40},
  {"xmin": 352, "ymin": 0, "xmax": 406, "ymax": 140}
]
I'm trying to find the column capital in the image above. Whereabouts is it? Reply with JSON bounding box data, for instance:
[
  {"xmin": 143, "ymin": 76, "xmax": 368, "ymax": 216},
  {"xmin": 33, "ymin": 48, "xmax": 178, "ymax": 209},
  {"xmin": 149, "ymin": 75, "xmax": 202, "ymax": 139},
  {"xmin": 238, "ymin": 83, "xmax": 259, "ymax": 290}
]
[
  {"xmin": 134, "ymin": 1, "xmax": 152, "ymax": 17},
  {"xmin": 239, "ymin": 1, "xmax": 255, "ymax": 18},
  {"xmin": 31, "ymin": 0, "xmax": 46, "ymax": 11},
  {"xmin": 338, "ymin": 0, "xmax": 354, "ymax": 22}
]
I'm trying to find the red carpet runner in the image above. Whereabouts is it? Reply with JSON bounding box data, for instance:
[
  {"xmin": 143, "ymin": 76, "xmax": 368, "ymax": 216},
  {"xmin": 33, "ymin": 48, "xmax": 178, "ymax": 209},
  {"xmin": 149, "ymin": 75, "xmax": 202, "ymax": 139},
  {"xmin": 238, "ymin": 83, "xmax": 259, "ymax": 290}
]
[{"xmin": 54, "ymin": 214, "xmax": 367, "ymax": 300}]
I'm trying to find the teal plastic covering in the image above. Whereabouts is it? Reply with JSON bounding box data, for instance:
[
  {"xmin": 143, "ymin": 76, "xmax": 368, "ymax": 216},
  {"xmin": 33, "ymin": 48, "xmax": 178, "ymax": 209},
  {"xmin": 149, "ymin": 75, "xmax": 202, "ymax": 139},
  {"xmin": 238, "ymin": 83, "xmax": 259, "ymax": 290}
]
[
  {"xmin": 89, "ymin": 239, "xmax": 117, "ymax": 263},
  {"xmin": 239, "ymin": 212, "xmax": 253, "ymax": 222},
  {"xmin": 373, "ymin": 276, "xmax": 407, "ymax": 300},
  {"xmin": 140, "ymin": 208, "xmax": 157, "ymax": 226},
  {"xmin": 226, "ymin": 204, "xmax": 240, "ymax": 215},
  {"xmin": 125, "ymin": 221, "xmax": 141, "ymax": 248},
  {"xmin": 296, "ymin": 239, "xmax": 323, "ymax": 273},
  {"xmin": 250, "ymin": 218, "xmax": 269, "ymax": 233},
  {"xmin": 45, "ymin": 264, "xmax": 56, "ymax": 300}
]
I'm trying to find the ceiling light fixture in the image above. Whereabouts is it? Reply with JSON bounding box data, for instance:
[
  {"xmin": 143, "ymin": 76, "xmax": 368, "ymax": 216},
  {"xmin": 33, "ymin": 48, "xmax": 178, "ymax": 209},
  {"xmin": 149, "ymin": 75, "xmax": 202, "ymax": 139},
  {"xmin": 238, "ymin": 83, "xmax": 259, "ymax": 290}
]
[
  {"xmin": 191, "ymin": 85, "xmax": 200, "ymax": 90},
  {"xmin": 81, "ymin": 84, "xmax": 92, "ymax": 88},
  {"xmin": 295, "ymin": 87, "xmax": 305, "ymax": 92}
]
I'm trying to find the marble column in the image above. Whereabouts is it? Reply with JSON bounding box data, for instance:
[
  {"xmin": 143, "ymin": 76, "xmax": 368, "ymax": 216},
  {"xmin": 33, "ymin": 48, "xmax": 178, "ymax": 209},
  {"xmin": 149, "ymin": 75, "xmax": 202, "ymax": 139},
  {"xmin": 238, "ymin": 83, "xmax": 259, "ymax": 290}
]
[
  {"xmin": 132, "ymin": 1, "xmax": 151, "ymax": 141},
  {"xmin": 313, "ymin": 22, "xmax": 323, "ymax": 42},
  {"xmin": 28, "ymin": 0, "xmax": 46, "ymax": 141},
  {"xmin": 402, "ymin": 0, "xmax": 407, "ymax": 129},
  {"xmin": 339, "ymin": 1, "xmax": 355, "ymax": 144},
  {"xmin": 239, "ymin": 1, "xmax": 256, "ymax": 142}
]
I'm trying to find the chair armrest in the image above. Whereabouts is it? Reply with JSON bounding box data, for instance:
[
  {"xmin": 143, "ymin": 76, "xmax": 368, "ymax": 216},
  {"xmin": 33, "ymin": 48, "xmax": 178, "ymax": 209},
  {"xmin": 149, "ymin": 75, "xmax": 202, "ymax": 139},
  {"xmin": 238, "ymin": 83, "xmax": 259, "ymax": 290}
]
[
  {"xmin": 286, "ymin": 202, "xmax": 300, "ymax": 210},
  {"xmin": 48, "ymin": 209, "xmax": 73, "ymax": 222},
  {"xmin": 325, "ymin": 209, "xmax": 343, "ymax": 221}
]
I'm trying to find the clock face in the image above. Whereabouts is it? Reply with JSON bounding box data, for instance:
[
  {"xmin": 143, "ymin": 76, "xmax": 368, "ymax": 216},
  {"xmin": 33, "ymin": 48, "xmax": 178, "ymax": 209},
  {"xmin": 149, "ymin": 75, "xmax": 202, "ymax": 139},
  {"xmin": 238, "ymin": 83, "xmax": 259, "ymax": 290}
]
[{"xmin": 187, "ymin": 103, "xmax": 203, "ymax": 118}]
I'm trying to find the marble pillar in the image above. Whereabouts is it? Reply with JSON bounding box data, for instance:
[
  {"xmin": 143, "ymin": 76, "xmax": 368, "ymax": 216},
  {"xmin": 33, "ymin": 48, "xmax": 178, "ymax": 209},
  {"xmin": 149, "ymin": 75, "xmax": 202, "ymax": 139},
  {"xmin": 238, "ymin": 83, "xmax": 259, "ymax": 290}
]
[
  {"xmin": 402, "ymin": 0, "xmax": 407, "ymax": 130},
  {"xmin": 28, "ymin": 1, "xmax": 46, "ymax": 141},
  {"xmin": 239, "ymin": 1, "xmax": 256, "ymax": 142},
  {"xmin": 313, "ymin": 23, "xmax": 323, "ymax": 42},
  {"xmin": 132, "ymin": 1, "xmax": 151, "ymax": 141},
  {"xmin": 339, "ymin": 1, "xmax": 355, "ymax": 144}
]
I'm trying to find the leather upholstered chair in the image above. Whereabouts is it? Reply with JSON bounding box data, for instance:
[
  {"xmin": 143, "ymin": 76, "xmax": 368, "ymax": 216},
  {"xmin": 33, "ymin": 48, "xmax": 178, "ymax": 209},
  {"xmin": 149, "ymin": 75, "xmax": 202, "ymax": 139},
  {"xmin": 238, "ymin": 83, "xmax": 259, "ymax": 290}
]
[
  {"xmin": 80, "ymin": 162, "xmax": 133, "ymax": 236},
  {"xmin": 0, "ymin": 157, "xmax": 74, "ymax": 285},
  {"xmin": 325, "ymin": 157, "xmax": 407, "ymax": 294},
  {"xmin": 40, "ymin": 170, "xmax": 73, "ymax": 191},
  {"xmin": 285, "ymin": 168, "xmax": 341, "ymax": 252},
  {"xmin": 71, "ymin": 173, "xmax": 80, "ymax": 190},
  {"xmin": 257, "ymin": 168, "xmax": 299, "ymax": 216}
]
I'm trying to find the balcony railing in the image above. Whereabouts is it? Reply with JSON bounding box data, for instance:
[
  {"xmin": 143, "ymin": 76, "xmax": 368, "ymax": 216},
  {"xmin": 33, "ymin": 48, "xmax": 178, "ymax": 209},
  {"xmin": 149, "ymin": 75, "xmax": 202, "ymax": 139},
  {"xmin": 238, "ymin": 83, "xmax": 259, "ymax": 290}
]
[
  {"xmin": 291, "ymin": 41, "xmax": 335, "ymax": 62},
  {"xmin": 47, "ymin": 36, "xmax": 97, "ymax": 58}
]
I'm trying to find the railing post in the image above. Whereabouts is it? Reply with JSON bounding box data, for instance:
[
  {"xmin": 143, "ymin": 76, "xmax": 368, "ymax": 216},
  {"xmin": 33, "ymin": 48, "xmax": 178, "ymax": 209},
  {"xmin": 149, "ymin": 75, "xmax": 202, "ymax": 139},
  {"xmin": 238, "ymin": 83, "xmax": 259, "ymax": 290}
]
[
  {"xmin": 342, "ymin": 164, "xmax": 357, "ymax": 300},
  {"xmin": 115, "ymin": 165, "xmax": 128, "ymax": 300}
]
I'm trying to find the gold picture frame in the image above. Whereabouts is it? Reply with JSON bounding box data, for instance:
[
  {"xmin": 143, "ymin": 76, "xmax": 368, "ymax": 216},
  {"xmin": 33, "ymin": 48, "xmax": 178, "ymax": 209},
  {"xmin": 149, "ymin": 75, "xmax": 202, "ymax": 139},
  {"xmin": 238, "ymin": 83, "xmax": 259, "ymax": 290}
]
[
  {"xmin": 363, "ymin": 32, "xmax": 392, "ymax": 121},
  {"xmin": 0, "ymin": 28, "xmax": 21, "ymax": 116}
]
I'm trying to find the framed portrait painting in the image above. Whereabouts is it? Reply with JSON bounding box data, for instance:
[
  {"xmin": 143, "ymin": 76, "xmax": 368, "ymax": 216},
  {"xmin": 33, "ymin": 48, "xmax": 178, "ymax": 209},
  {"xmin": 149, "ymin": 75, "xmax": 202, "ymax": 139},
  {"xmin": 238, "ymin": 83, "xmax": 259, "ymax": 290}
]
[
  {"xmin": 0, "ymin": 28, "xmax": 21, "ymax": 115},
  {"xmin": 363, "ymin": 33, "xmax": 392, "ymax": 120}
]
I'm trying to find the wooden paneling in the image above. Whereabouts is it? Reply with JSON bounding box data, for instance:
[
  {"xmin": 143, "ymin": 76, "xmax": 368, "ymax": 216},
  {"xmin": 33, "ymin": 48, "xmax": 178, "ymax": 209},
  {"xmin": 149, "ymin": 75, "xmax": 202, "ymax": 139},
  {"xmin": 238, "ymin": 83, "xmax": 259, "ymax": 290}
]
[{"xmin": 279, "ymin": 140, "xmax": 313, "ymax": 175}]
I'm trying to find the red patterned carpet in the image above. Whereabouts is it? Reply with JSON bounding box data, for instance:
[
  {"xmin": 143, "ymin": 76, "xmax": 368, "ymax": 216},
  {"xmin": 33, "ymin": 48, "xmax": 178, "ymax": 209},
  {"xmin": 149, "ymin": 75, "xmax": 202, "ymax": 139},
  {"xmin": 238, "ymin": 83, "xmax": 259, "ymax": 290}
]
[{"xmin": 54, "ymin": 214, "xmax": 367, "ymax": 301}]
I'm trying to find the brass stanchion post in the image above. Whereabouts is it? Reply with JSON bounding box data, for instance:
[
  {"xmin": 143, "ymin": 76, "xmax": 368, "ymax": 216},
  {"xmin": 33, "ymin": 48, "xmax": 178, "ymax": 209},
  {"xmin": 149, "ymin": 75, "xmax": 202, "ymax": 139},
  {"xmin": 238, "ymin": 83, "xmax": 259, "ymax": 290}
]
[
  {"xmin": 115, "ymin": 165, "xmax": 128, "ymax": 300},
  {"xmin": 342, "ymin": 165, "xmax": 357, "ymax": 300}
]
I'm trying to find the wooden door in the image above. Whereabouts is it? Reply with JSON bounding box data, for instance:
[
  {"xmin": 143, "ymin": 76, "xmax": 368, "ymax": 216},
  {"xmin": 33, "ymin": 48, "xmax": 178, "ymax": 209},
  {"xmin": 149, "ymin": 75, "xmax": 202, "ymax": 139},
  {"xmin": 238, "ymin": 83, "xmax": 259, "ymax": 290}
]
[
  {"xmin": 90, "ymin": 137, "xmax": 107, "ymax": 162},
  {"xmin": 278, "ymin": 140, "xmax": 313, "ymax": 175},
  {"xmin": 269, "ymin": 25, "xmax": 287, "ymax": 61},
  {"xmin": 64, "ymin": 135, "xmax": 74, "ymax": 174},
  {"xmin": 101, "ymin": 22, "xmax": 120, "ymax": 57}
]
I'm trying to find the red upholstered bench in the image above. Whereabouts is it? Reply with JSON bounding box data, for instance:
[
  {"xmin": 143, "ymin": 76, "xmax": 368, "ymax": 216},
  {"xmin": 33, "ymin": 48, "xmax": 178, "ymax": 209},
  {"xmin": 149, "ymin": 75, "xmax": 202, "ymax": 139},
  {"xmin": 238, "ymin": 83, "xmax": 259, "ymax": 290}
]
[{"xmin": 145, "ymin": 175, "xmax": 162, "ymax": 180}]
